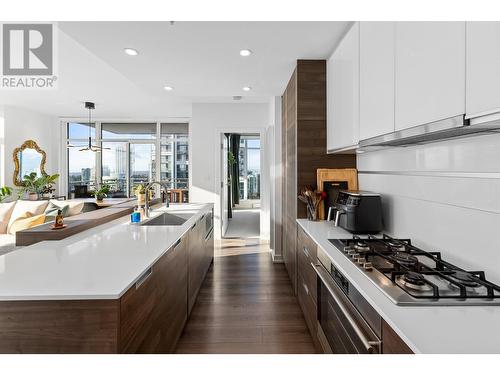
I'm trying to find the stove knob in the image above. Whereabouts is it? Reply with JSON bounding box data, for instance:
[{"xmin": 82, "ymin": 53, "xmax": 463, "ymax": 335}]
[
  {"xmin": 353, "ymin": 254, "xmax": 364, "ymax": 262},
  {"xmin": 356, "ymin": 257, "xmax": 366, "ymax": 265},
  {"xmin": 363, "ymin": 262, "xmax": 373, "ymax": 271}
]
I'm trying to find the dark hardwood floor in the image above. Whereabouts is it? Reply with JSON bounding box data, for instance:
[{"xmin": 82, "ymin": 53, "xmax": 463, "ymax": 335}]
[{"xmin": 175, "ymin": 238, "xmax": 316, "ymax": 354}]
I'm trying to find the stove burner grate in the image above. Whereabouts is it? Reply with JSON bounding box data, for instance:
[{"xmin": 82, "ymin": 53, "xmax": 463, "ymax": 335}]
[
  {"xmin": 332, "ymin": 235, "xmax": 500, "ymax": 301},
  {"xmin": 390, "ymin": 252, "xmax": 419, "ymax": 269},
  {"xmin": 399, "ymin": 272, "xmax": 433, "ymax": 292},
  {"xmin": 449, "ymin": 271, "xmax": 481, "ymax": 288}
]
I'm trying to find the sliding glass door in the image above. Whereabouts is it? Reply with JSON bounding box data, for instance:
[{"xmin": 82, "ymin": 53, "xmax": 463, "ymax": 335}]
[
  {"xmin": 101, "ymin": 142, "xmax": 127, "ymax": 197},
  {"xmin": 130, "ymin": 143, "xmax": 156, "ymax": 196}
]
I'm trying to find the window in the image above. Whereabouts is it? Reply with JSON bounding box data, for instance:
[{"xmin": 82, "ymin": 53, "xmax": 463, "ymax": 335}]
[
  {"xmin": 67, "ymin": 122, "xmax": 97, "ymax": 196},
  {"xmin": 238, "ymin": 136, "xmax": 260, "ymax": 200},
  {"xmin": 101, "ymin": 142, "xmax": 127, "ymax": 197},
  {"xmin": 130, "ymin": 143, "xmax": 156, "ymax": 196},
  {"xmin": 160, "ymin": 123, "xmax": 189, "ymax": 190},
  {"xmin": 66, "ymin": 122, "xmax": 189, "ymax": 199},
  {"xmin": 102, "ymin": 123, "xmax": 156, "ymax": 140},
  {"xmin": 101, "ymin": 123, "xmax": 156, "ymax": 197}
]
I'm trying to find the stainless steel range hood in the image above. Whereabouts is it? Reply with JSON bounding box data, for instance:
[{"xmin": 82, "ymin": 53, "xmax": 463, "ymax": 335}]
[{"xmin": 358, "ymin": 114, "xmax": 500, "ymax": 148}]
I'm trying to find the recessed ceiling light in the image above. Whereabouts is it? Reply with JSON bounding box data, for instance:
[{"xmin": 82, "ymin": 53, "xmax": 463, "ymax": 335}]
[
  {"xmin": 124, "ymin": 48, "xmax": 138, "ymax": 56},
  {"xmin": 164, "ymin": 86, "xmax": 174, "ymax": 91},
  {"xmin": 239, "ymin": 49, "xmax": 252, "ymax": 57},
  {"xmin": 242, "ymin": 86, "xmax": 252, "ymax": 92}
]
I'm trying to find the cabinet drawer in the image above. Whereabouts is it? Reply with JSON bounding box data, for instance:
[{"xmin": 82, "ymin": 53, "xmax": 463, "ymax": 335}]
[
  {"xmin": 188, "ymin": 218, "xmax": 207, "ymax": 315},
  {"xmin": 120, "ymin": 266, "xmax": 157, "ymax": 353},
  {"xmin": 297, "ymin": 273, "xmax": 319, "ymax": 351},
  {"xmin": 297, "ymin": 228, "xmax": 318, "ymax": 302},
  {"xmin": 120, "ymin": 237, "xmax": 188, "ymax": 354}
]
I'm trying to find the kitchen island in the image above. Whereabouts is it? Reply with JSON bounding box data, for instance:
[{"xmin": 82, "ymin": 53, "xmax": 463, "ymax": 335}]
[{"xmin": 0, "ymin": 203, "xmax": 214, "ymax": 353}]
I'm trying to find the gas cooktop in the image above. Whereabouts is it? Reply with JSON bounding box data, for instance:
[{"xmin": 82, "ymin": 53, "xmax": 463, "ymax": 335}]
[{"xmin": 328, "ymin": 234, "xmax": 500, "ymax": 306}]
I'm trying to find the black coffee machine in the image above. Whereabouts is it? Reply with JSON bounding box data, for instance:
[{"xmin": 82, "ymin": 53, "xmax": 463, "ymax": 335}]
[{"xmin": 327, "ymin": 190, "xmax": 383, "ymax": 234}]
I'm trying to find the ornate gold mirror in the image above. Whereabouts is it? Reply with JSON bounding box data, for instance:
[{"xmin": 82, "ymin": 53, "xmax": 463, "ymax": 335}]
[{"xmin": 13, "ymin": 140, "xmax": 47, "ymax": 186}]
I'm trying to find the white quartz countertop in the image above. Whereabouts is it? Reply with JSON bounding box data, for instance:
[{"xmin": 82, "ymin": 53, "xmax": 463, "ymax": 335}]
[
  {"xmin": 0, "ymin": 203, "xmax": 213, "ymax": 301},
  {"xmin": 296, "ymin": 219, "xmax": 500, "ymax": 354}
]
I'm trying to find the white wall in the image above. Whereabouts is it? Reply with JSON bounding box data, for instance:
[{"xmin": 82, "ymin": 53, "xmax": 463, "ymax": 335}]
[
  {"xmin": 357, "ymin": 132, "xmax": 500, "ymax": 284},
  {"xmin": 0, "ymin": 106, "xmax": 60, "ymax": 192},
  {"xmin": 189, "ymin": 103, "xmax": 270, "ymax": 240}
]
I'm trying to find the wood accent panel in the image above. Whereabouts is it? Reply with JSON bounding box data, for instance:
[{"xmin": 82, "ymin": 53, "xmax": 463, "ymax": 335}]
[
  {"xmin": 382, "ymin": 320, "xmax": 414, "ymax": 354},
  {"xmin": 176, "ymin": 238, "xmax": 316, "ymax": 354},
  {"xmin": 283, "ymin": 68, "xmax": 298, "ymax": 293},
  {"xmin": 16, "ymin": 202, "xmax": 136, "ymax": 246},
  {"xmin": 0, "ymin": 300, "xmax": 119, "ymax": 353},
  {"xmin": 281, "ymin": 60, "xmax": 356, "ymax": 294},
  {"xmin": 316, "ymin": 168, "xmax": 359, "ymax": 219}
]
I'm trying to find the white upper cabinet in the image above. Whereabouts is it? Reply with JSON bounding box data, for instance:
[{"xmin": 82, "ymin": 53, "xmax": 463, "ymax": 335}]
[
  {"xmin": 466, "ymin": 22, "xmax": 500, "ymax": 118},
  {"xmin": 394, "ymin": 22, "xmax": 466, "ymax": 131},
  {"xmin": 327, "ymin": 22, "xmax": 359, "ymax": 152},
  {"xmin": 359, "ymin": 22, "xmax": 395, "ymax": 140}
]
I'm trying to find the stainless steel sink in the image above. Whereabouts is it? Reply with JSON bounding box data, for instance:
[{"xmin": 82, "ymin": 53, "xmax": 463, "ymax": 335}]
[{"xmin": 140, "ymin": 212, "xmax": 193, "ymax": 226}]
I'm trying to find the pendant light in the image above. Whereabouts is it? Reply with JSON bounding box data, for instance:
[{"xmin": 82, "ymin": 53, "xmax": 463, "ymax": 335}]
[{"xmin": 68, "ymin": 102, "xmax": 109, "ymax": 152}]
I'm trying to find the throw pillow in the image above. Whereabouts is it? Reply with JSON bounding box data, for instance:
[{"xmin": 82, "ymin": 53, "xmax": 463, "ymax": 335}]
[
  {"xmin": 49, "ymin": 199, "xmax": 84, "ymax": 216},
  {"xmin": 0, "ymin": 201, "xmax": 17, "ymax": 234},
  {"xmin": 8, "ymin": 212, "xmax": 46, "ymax": 234},
  {"xmin": 7, "ymin": 200, "xmax": 49, "ymax": 232},
  {"xmin": 44, "ymin": 201, "xmax": 70, "ymax": 223}
]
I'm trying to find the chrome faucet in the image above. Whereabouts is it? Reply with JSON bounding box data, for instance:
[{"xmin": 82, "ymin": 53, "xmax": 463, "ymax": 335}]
[{"xmin": 144, "ymin": 181, "xmax": 170, "ymax": 218}]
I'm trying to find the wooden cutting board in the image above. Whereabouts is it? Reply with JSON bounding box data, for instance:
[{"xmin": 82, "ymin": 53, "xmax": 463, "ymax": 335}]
[{"xmin": 316, "ymin": 168, "xmax": 358, "ymax": 220}]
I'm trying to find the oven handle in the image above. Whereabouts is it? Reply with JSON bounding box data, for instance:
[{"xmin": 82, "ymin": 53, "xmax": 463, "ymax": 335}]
[{"xmin": 312, "ymin": 263, "xmax": 381, "ymax": 353}]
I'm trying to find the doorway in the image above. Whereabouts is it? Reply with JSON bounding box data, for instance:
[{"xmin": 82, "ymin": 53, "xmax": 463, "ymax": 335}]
[{"xmin": 221, "ymin": 133, "xmax": 261, "ymax": 239}]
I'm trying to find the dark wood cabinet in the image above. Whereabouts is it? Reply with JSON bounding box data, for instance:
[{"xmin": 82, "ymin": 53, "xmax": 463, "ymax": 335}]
[
  {"xmin": 119, "ymin": 236, "xmax": 188, "ymax": 353},
  {"xmin": 297, "ymin": 226, "xmax": 318, "ymax": 302},
  {"xmin": 203, "ymin": 217, "xmax": 214, "ymax": 276},
  {"xmin": 281, "ymin": 60, "xmax": 356, "ymax": 293},
  {"xmin": 296, "ymin": 225, "xmax": 320, "ymax": 352},
  {"xmin": 188, "ymin": 213, "xmax": 213, "ymax": 316},
  {"xmin": 382, "ymin": 320, "xmax": 414, "ymax": 354},
  {"xmin": 154, "ymin": 237, "xmax": 188, "ymax": 353}
]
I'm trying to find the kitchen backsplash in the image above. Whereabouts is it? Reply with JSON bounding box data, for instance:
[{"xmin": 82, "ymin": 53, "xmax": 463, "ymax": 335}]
[{"xmin": 357, "ymin": 132, "xmax": 500, "ymax": 284}]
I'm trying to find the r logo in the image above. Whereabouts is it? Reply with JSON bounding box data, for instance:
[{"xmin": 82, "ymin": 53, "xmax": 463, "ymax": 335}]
[{"xmin": 2, "ymin": 24, "xmax": 53, "ymax": 76}]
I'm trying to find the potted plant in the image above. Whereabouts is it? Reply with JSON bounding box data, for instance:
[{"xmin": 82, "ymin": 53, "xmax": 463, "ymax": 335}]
[
  {"xmin": 0, "ymin": 186, "xmax": 13, "ymax": 203},
  {"xmin": 20, "ymin": 172, "xmax": 42, "ymax": 200},
  {"xmin": 90, "ymin": 183, "xmax": 110, "ymax": 203},
  {"xmin": 20, "ymin": 173, "xmax": 60, "ymax": 200},
  {"xmin": 134, "ymin": 184, "xmax": 147, "ymax": 206},
  {"xmin": 39, "ymin": 173, "xmax": 59, "ymax": 199}
]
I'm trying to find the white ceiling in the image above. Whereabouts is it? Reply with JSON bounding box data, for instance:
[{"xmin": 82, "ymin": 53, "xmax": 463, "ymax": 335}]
[{"xmin": 0, "ymin": 21, "xmax": 352, "ymax": 118}]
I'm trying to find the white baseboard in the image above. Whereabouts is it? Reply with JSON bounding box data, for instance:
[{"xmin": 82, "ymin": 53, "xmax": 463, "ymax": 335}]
[{"xmin": 271, "ymin": 252, "xmax": 284, "ymax": 263}]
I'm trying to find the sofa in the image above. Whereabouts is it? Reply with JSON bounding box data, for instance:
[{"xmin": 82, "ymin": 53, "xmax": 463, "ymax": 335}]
[{"xmin": 0, "ymin": 199, "xmax": 85, "ymax": 256}]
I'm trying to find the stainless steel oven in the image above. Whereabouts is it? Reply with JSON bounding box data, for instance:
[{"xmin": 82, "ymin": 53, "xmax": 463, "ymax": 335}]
[{"xmin": 313, "ymin": 247, "xmax": 382, "ymax": 354}]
